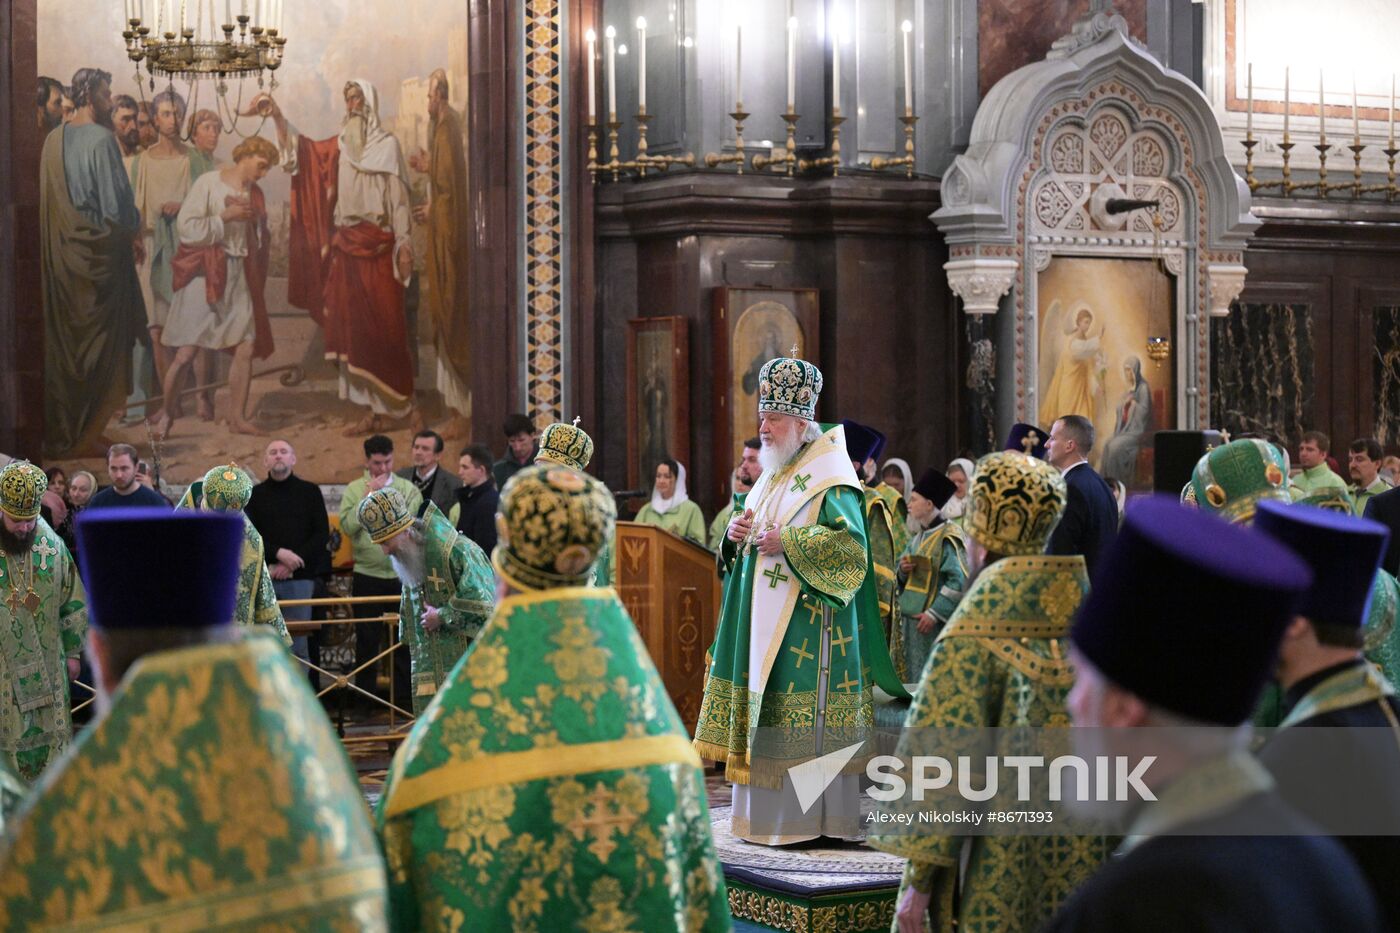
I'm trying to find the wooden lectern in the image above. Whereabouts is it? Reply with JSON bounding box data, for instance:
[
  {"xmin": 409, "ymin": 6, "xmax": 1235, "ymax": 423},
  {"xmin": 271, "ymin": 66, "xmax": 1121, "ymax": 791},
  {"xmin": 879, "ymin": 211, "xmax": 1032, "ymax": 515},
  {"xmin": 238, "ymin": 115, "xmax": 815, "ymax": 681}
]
[{"xmin": 613, "ymin": 521, "xmax": 721, "ymax": 732}]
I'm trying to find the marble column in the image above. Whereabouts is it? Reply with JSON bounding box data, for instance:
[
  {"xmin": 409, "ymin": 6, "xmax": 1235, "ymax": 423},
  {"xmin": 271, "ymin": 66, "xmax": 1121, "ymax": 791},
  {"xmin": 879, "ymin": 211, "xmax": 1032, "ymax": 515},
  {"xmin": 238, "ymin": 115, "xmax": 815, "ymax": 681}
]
[{"xmin": 1209, "ymin": 302, "xmax": 1315, "ymax": 443}]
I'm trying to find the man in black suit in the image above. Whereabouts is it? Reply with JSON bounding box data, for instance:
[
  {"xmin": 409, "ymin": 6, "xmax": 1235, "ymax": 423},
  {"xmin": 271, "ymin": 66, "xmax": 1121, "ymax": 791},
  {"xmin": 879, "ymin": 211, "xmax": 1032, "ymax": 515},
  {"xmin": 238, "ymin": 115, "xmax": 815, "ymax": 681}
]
[
  {"xmin": 1363, "ymin": 483, "xmax": 1400, "ymax": 576},
  {"xmin": 397, "ymin": 429, "xmax": 462, "ymax": 518},
  {"xmin": 1253, "ymin": 499, "xmax": 1400, "ymax": 931},
  {"xmin": 1044, "ymin": 414, "xmax": 1118, "ymax": 576},
  {"xmin": 1045, "ymin": 497, "xmax": 1383, "ymax": 933}
]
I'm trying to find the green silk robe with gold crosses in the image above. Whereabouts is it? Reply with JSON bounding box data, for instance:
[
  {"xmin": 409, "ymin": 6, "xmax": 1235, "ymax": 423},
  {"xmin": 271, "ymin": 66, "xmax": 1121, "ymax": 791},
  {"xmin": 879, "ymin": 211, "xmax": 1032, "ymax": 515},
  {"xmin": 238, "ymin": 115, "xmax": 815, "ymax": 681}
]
[
  {"xmin": 874, "ymin": 481, "xmax": 911, "ymax": 554},
  {"xmin": 0, "ymin": 518, "xmax": 86, "ymax": 782},
  {"xmin": 397, "ymin": 504, "xmax": 494, "ymax": 716},
  {"xmin": 377, "ymin": 586, "xmax": 729, "ymax": 932},
  {"xmin": 864, "ymin": 488, "xmax": 901, "ymax": 651},
  {"xmin": 695, "ymin": 480, "xmax": 906, "ymax": 790},
  {"xmin": 0, "ymin": 636, "xmax": 389, "ymax": 929},
  {"xmin": 869, "ymin": 555, "xmax": 1112, "ymax": 933}
]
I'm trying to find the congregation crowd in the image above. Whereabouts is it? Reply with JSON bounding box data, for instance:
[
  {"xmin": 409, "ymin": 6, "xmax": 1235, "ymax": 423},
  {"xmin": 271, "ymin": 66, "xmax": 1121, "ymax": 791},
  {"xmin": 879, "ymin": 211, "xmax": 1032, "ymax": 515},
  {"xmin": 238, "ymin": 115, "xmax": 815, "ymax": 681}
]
[{"xmin": 0, "ymin": 351, "xmax": 1399, "ymax": 931}]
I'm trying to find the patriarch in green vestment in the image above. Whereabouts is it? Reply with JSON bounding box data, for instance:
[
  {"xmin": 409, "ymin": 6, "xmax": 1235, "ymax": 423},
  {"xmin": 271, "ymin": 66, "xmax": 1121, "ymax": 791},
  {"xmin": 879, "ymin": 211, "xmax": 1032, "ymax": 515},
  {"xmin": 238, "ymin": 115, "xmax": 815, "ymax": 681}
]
[
  {"xmin": 177, "ymin": 462, "xmax": 291, "ymax": 647},
  {"xmin": 694, "ymin": 356, "xmax": 907, "ymax": 845},
  {"xmin": 870, "ymin": 451, "xmax": 1112, "ymax": 933},
  {"xmin": 358, "ymin": 487, "xmax": 494, "ymax": 715},
  {"xmin": 0, "ymin": 509, "xmax": 389, "ymax": 930},
  {"xmin": 0, "ymin": 462, "xmax": 87, "ymax": 783},
  {"xmin": 377, "ymin": 464, "xmax": 730, "ymax": 931}
]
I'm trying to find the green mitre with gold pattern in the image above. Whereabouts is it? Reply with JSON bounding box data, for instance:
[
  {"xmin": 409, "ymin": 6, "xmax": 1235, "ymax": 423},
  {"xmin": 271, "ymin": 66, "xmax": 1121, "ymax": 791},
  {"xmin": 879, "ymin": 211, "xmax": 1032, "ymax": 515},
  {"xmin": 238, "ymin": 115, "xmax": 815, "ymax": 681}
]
[
  {"xmin": 359, "ymin": 486, "xmax": 415, "ymax": 544},
  {"xmin": 201, "ymin": 462, "xmax": 254, "ymax": 511},
  {"xmin": 758, "ymin": 355, "xmax": 822, "ymax": 420},
  {"xmin": 536, "ymin": 418, "xmax": 595, "ymax": 472},
  {"xmin": 1295, "ymin": 484, "xmax": 1354, "ymax": 514},
  {"xmin": 493, "ymin": 464, "xmax": 616, "ymax": 592},
  {"xmin": 0, "ymin": 460, "xmax": 46, "ymax": 520},
  {"xmin": 964, "ymin": 451, "xmax": 1067, "ymax": 555},
  {"xmin": 1192, "ymin": 438, "xmax": 1291, "ymax": 523}
]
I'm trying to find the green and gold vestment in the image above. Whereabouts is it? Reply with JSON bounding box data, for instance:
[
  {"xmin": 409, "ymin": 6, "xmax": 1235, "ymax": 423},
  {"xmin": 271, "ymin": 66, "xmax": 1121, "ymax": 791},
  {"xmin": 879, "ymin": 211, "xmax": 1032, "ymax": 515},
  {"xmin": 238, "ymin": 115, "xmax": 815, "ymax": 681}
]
[
  {"xmin": 874, "ymin": 481, "xmax": 910, "ymax": 554},
  {"xmin": 397, "ymin": 503, "xmax": 494, "ymax": 716},
  {"xmin": 0, "ymin": 759, "xmax": 23, "ymax": 835},
  {"xmin": 377, "ymin": 587, "xmax": 729, "ymax": 932},
  {"xmin": 870, "ymin": 555, "xmax": 1112, "ymax": 933},
  {"xmin": 0, "ymin": 636, "xmax": 389, "ymax": 929},
  {"xmin": 892, "ymin": 520, "xmax": 968, "ymax": 682},
  {"xmin": 177, "ymin": 482, "xmax": 290, "ymax": 646},
  {"xmin": 694, "ymin": 427, "xmax": 906, "ymax": 791},
  {"xmin": 864, "ymin": 487, "xmax": 901, "ymax": 649},
  {"xmin": 0, "ymin": 518, "xmax": 86, "ymax": 782}
]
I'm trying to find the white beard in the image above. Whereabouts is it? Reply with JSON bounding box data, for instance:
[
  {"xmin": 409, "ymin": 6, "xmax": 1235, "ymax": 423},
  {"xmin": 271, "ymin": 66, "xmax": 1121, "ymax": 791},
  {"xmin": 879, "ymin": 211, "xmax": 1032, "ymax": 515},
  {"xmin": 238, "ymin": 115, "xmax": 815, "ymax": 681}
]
[
  {"xmin": 342, "ymin": 114, "xmax": 366, "ymax": 160},
  {"xmin": 759, "ymin": 433, "xmax": 803, "ymax": 474},
  {"xmin": 390, "ymin": 541, "xmax": 425, "ymax": 587}
]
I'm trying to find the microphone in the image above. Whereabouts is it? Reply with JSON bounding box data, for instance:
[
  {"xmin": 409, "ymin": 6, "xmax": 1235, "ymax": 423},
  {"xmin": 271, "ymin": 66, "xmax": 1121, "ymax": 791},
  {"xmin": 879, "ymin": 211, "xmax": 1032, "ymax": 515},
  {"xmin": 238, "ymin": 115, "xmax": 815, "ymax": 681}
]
[{"xmin": 609, "ymin": 489, "xmax": 649, "ymax": 499}]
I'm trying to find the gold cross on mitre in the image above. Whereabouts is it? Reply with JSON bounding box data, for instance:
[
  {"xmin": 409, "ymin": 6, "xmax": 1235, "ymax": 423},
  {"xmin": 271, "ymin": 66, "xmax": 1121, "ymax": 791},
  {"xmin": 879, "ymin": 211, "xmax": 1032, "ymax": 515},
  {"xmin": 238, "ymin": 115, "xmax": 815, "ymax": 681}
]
[
  {"xmin": 1022, "ymin": 430, "xmax": 1041, "ymax": 453},
  {"xmin": 790, "ymin": 343, "xmax": 801, "ymax": 358}
]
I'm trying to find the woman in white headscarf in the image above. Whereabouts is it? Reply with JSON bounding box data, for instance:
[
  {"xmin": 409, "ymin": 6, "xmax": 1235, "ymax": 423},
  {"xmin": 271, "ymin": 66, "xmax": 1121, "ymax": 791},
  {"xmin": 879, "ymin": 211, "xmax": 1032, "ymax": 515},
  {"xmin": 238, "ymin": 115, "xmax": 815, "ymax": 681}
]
[
  {"xmin": 882, "ymin": 458, "xmax": 919, "ymax": 535},
  {"xmin": 942, "ymin": 458, "xmax": 976, "ymax": 521},
  {"xmin": 635, "ymin": 457, "xmax": 707, "ymax": 545}
]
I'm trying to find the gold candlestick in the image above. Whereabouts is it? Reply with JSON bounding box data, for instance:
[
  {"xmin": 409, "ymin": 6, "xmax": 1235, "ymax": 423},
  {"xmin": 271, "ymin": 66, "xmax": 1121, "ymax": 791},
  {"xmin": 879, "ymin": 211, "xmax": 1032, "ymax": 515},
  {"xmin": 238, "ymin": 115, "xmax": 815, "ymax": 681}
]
[
  {"xmin": 1349, "ymin": 143, "xmax": 1365, "ymax": 198},
  {"xmin": 798, "ymin": 110, "xmax": 845, "ymax": 174},
  {"xmin": 608, "ymin": 116, "xmax": 622, "ymax": 183},
  {"xmin": 753, "ymin": 108, "xmax": 799, "ymax": 175},
  {"xmin": 635, "ymin": 108, "xmax": 650, "ymax": 178},
  {"xmin": 632, "ymin": 104, "xmax": 696, "ymax": 174},
  {"xmin": 586, "ymin": 118, "xmax": 600, "ymax": 183},
  {"xmin": 871, "ymin": 111, "xmax": 918, "ymax": 177},
  {"xmin": 704, "ymin": 104, "xmax": 750, "ymax": 172},
  {"xmin": 1389, "ymin": 147, "xmax": 1399, "ymax": 201},
  {"xmin": 1279, "ymin": 139, "xmax": 1296, "ymax": 194},
  {"xmin": 1315, "ymin": 141, "xmax": 1331, "ymax": 196}
]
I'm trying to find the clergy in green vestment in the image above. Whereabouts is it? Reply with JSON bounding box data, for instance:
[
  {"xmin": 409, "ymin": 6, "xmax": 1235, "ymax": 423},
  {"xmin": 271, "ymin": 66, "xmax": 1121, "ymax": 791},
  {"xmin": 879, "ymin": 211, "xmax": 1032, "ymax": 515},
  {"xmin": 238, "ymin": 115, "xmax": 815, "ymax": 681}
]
[
  {"xmin": 358, "ymin": 488, "xmax": 494, "ymax": 716},
  {"xmin": 694, "ymin": 356, "xmax": 907, "ymax": 845},
  {"xmin": 377, "ymin": 464, "xmax": 730, "ymax": 932},
  {"xmin": 892, "ymin": 468, "xmax": 967, "ymax": 682},
  {"xmin": 177, "ymin": 463, "xmax": 291, "ymax": 647},
  {"xmin": 844, "ymin": 422, "xmax": 902, "ymax": 650},
  {"xmin": 535, "ymin": 419, "xmax": 621, "ymax": 586},
  {"xmin": 0, "ymin": 462, "xmax": 87, "ymax": 783},
  {"xmin": 0, "ymin": 509, "xmax": 389, "ymax": 930},
  {"xmin": 708, "ymin": 440, "xmax": 761, "ymax": 560},
  {"xmin": 870, "ymin": 451, "xmax": 1112, "ymax": 933}
]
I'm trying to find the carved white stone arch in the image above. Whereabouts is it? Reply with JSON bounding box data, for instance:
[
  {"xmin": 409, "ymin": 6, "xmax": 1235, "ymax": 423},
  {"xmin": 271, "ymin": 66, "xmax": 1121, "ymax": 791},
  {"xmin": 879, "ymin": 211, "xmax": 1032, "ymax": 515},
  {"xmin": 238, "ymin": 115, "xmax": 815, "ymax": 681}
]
[{"xmin": 933, "ymin": 9, "xmax": 1256, "ymax": 429}]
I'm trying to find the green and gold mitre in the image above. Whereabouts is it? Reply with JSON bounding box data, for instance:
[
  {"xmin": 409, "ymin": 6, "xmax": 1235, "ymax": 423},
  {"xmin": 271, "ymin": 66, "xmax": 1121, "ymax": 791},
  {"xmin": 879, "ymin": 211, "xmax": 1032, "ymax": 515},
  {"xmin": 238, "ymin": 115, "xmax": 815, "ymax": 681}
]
[
  {"xmin": 758, "ymin": 356, "xmax": 823, "ymax": 420},
  {"xmin": 1191, "ymin": 438, "xmax": 1291, "ymax": 524},
  {"xmin": 376, "ymin": 585, "xmax": 729, "ymax": 932},
  {"xmin": 358, "ymin": 486, "xmax": 415, "ymax": 544},
  {"xmin": 1365, "ymin": 569, "xmax": 1400, "ymax": 683},
  {"xmin": 964, "ymin": 450, "xmax": 1067, "ymax": 555},
  {"xmin": 536, "ymin": 418, "xmax": 595, "ymax": 472},
  {"xmin": 1295, "ymin": 484, "xmax": 1355, "ymax": 514},
  {"xmin": 0, "ymin": 637, "xmax": 389, "ymax": 929},
  {"xmin": 493, "ymin": 464, "xmax": 616, "ymax": 592},
  {"xmin": 0, "ymin": 460, "xmax": 46, "ymax": 521},
  {"xmin": 201, "ymin": 462, "xmax": 254, "ymax": 512}
]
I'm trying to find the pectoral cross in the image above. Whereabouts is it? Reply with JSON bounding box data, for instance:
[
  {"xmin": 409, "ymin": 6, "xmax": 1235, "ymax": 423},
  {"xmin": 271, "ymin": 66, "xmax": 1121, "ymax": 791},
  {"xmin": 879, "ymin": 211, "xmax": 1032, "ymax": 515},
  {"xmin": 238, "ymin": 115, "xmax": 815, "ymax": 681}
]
[
  {"xmin": 789, "ymin": 639, "xmax": 815, "ymax": 668},
  {"xmin": 4, "ymin": 588, "xmax": 23, "ymax": 616},
  {"xmin": 1022, "ymin": 430, "xmax": 1041, "ymax": 453},
  {"xmin": 762, "ymin": 563, "xmax": 790, "ymax": 590},
  {"xmin": 31, "ymin": 539, "xmax": 57, "ymax": 572},
  {"xmin": 831, "ymin": 625, "xmax": 853, "ymax": 658}
]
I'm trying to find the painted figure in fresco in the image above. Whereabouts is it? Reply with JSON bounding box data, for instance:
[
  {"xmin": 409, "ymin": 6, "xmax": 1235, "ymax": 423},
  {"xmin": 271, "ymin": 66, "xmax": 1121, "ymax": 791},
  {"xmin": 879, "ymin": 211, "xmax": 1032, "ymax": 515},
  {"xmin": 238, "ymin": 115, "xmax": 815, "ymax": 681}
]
[
  {"xmin": 40, "ymin": 67, "xmax": 147, "ymax": 457},
  {"xmin": 1101, "ymin": 355, "xmax": 1154, "ymax": 485},
  {"xmin": 253, "ymin": 81, "xmax": 423, "ymax": 437},
  {"xmin": 1039, "ymin": 302, "xmax": 1106, "ymax": 430},
  {"xmin": 408, "ymin": 69, "xmax": 472, "ymax": 439},
  {"xmin": 641, "ymin": 356, "xmax": 668, "ymax": 480},
  {"xmin": 129, "ymin": 88, "xmax": 199, "ymax": 413},
  {"xmin": 151, "ymin": 137, "xmax": 278, "ymax": 438}
]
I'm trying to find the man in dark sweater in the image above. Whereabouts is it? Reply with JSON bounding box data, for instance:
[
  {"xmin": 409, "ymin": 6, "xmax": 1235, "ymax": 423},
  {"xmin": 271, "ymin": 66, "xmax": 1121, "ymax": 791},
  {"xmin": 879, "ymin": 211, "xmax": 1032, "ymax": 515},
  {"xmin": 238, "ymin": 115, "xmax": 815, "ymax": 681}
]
[
  {"xmin": 492, "ymin": 413, "xmax": 538, "ymax": 489},
  {"xmin": 246, "ymin": 439, "xmax": 330, "ymax": 686},
  {"xmin": 1253, "ymin": 499, "xmax": 1400, "ymax": 930},
  {"xmin": 87, "ymin": 444, "xmax": 171, "ymax": 511},
  {"xmin": 1045, "ymin": 497, "xmax": 1382, "ymax": 933},
  {"xmin": 451, "ymin": 444, "xmax": 499, "ymax": 558}
]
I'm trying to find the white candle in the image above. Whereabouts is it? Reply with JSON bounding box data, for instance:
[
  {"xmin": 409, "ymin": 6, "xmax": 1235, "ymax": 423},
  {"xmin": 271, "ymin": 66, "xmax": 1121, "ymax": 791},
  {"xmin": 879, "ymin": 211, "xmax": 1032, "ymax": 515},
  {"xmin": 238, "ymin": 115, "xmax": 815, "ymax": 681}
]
[
  {"xmin": 832, "ymin": 27, "xmax": 841, "ymax": 112},
  {"xmin": 195, "ymin": 0, "xmax": 201, "ymax": 36},
  {"xmin": 636, "ymin": 17, "xmax": 646, "ymax": 112},
  {"xmin": 786, "ymin": 16, "xmax": 797, "ymax": 111},
  {"xmin": 605, "ymin": 25, "xmax": 617, "ymax": 118},
  {"xmin": 1353, "ymin": 75, "xmax": 1360, "ymax": 145},
  {"xmin": 1319, "ymin": 69, "xmax": 1326, "ymax": 145},
  {"xmin": 1246, "ymin": 62, "xmax": 1253, "ymax": 137},
  {"xmin": 1390, "ymin": 74, "xmax": 1395, "ymax": 149},
  {"xmin": 586, "ymin": 29, "xmax": 596, "ymax": 120},
  {"xmin": 180, "ymin": 0, "xmax": 186, "ymax": 33},
  {"xmin": 735, "ymin": 22, "xmax": 742, "ymax": 106},
  {"xmin": 901, "ymin": 20, "xmax": 913, "ymax": 115},
  {"xmin": 1283, "ymin": 66, "xmax": 1290, "ymax": 138}
]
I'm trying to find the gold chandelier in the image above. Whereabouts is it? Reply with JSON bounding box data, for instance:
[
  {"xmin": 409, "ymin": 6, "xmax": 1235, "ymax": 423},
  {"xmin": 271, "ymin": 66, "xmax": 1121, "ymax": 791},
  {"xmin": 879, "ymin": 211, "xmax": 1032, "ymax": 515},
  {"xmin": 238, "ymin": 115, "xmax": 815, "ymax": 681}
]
[{"xmin": 122, "ymin": 1, "xmax": 286, "ymax": 87}]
